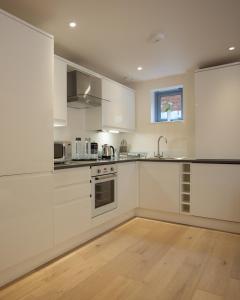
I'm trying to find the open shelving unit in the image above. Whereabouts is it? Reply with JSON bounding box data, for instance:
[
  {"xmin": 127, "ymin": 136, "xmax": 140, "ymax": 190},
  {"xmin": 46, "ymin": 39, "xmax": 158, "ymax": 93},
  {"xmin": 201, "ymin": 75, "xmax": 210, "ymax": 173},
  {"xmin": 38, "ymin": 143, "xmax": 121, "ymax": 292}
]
[{"xmin": 180, "ymin": 164, "xmax": 191, "ymax": 214}]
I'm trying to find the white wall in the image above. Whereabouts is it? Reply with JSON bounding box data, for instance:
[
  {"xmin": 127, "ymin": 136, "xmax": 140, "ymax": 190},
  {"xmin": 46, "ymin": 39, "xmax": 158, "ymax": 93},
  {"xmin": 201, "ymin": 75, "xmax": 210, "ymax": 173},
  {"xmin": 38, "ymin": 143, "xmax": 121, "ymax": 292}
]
[
  {"xmin": 121, "ymin": 70, "xmax": 195, "ymax": 157},
  {"xmin": 55, "ymin": 70, "xmax": 195, "ymax": 158},
  {"xmin": 54, "ymin": 108, "xmax": 120, "ymax": 156}
]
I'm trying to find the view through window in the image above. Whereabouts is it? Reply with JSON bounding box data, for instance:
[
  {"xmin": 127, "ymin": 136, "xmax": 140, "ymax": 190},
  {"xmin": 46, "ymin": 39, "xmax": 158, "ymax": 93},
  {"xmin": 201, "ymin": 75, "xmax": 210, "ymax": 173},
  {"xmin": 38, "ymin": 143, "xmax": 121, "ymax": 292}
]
[{"xmin": 152, "ymin": 86, "xmax": 183, "ymax": 122}]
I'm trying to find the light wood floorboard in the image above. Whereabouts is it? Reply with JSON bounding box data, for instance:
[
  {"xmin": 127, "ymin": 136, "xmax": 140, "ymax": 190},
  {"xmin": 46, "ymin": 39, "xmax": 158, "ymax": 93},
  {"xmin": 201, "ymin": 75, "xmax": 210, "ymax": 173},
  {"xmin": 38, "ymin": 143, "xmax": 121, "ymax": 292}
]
[{"xmin": 0, "ymin": 218, "xmax": 239, "ymax": 300}]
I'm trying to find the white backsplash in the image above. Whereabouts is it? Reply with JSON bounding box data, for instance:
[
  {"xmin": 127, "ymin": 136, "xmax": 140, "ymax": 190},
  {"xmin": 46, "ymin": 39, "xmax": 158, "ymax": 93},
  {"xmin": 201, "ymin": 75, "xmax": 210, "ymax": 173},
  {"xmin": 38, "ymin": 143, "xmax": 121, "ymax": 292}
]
[
  {"xmin": 54, "ymin": 108, "xmax": 120, "ymax": 157},
  {"xmin": 120, "ymin": 132, "xmax": 192, "ymax": 158}
]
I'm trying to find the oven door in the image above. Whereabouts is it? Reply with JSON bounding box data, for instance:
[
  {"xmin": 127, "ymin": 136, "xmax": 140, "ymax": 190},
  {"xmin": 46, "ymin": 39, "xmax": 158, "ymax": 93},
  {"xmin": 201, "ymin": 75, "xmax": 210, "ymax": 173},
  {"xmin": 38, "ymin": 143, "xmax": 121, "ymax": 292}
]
[{"xmin": 91, "ymin": 173, "xmax": 117, "ymax": 218}]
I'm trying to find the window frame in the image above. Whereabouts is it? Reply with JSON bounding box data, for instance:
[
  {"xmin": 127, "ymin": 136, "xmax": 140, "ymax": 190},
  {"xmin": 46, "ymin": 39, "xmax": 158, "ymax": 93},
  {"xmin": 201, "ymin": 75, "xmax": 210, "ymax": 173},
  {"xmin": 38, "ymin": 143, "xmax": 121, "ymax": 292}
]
[{"xmin": 151, "ymin": 85, "xmax": 184, "ymax": 123}]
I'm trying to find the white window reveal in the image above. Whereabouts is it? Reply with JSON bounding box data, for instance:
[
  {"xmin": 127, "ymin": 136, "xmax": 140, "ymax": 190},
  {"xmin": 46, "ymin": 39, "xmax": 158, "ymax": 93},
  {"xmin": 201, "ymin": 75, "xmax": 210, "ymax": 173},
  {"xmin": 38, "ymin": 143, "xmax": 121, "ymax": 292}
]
[{"xmin": 151, "ymin": 85, "xmax": 183, "ymax": 123}]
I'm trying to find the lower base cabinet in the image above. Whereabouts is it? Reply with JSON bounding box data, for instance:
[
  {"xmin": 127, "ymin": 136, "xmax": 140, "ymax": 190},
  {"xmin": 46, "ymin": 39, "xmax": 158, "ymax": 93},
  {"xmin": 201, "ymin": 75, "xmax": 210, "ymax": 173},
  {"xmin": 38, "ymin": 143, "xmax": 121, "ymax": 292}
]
[
  {"xmin": 191, "ymin": 164, "xmax": 240, "ymax": 222},
  {"xmin": 53, "ymin": 167, "xmax": 91, "ymax": 245},
  {"xmin": 139, "ymin": 162, "xmax": 180, "ymax": 213},
  {"xmin": 117, "ymin": 162, "xmax": 138, "ymax": 214},
  {"xmin": 54, "ymin": 197, "xmax": 91, "ymax": 245},
  {"xmin": 0, "ymin": 173, "xmax": 54, "ymax": 272}
]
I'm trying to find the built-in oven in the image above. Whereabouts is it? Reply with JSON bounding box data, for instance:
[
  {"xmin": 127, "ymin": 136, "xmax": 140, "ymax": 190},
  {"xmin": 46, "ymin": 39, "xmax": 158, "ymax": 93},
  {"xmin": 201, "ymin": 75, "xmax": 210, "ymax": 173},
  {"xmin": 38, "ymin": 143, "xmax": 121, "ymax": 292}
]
[{"xmin": 91, "ymin": 164, "xmax": 117, "ymax": 218}]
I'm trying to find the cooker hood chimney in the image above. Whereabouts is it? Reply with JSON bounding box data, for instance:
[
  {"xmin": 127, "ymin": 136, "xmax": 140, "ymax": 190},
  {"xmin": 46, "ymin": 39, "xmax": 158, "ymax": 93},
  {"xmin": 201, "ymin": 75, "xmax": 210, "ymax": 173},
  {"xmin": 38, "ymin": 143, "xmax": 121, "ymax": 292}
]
[{"xmin": 67, "ymin": 70, "xmax": 109, "ymax": 109}]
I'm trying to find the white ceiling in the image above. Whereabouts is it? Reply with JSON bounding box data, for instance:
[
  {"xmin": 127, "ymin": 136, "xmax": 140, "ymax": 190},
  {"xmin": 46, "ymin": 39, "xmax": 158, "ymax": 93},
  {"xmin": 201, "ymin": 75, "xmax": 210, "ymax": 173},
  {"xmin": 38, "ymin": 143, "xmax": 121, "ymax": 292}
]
[{"xmin": 0, "ymin": 0, "xmax": 239, "ymax": 83}]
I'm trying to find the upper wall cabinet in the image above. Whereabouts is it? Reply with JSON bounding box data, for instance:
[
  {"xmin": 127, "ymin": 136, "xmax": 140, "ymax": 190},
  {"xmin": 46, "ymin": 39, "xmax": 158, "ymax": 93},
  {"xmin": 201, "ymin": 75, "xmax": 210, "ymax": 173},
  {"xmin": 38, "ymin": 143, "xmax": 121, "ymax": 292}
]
[
  {"xmin": 0, "ymin": 10, "xmax": 54, "ymax": 176},
  {"xmin": 195, "ymin": 63, "xmax": 240, "ymax": 159},
  {"xmin": 86, "ymin": 78, "xmax": 135, "ymax": 132},
  {"xmin": 54, "ymin": 56, "xmax": 67, "ymax": 127},
  {"xmin": 102, "ymin": 78, "xmax": 135, "ymax": 131}
]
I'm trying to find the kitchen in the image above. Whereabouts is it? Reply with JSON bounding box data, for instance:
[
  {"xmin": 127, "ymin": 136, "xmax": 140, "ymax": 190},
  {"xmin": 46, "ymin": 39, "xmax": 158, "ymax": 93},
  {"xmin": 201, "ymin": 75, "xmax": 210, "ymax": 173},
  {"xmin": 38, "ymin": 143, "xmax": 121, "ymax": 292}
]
[{"xmin": 0, "ymin": 1, "xmax": 240, "ymax": 299}]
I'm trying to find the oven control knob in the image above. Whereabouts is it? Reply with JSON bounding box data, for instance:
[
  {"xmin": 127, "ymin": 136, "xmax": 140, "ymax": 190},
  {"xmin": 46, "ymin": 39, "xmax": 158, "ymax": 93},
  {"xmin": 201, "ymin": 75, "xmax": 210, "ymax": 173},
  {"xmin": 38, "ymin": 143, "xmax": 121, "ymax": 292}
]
[
  {"xmin": 97, "ymin": 169, "xmax": 101, "ymax": 174},
  {"xmin": 110, "ymin": 167, "xmax": 114, "ymax": 172}
]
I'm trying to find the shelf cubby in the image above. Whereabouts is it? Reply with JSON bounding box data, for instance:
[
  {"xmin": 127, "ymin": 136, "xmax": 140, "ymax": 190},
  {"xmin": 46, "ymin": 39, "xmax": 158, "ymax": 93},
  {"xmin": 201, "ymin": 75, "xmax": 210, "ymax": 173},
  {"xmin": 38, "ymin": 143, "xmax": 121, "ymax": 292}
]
[
  {"xmin": 180, "ymin": 164, "xmax": 191, "ymax": 214},
  {"xmin": 182, "ymin": 164, "xmax": 191, "ymax": 173},
  {"xmin": 181, "ymin": 203, "xmax": 190, "ymax": 213},
  {"xmin": 181, "ymin": 193, "xmax": 190, "ymax": 203},
  {"xmin": 182, "ymin": 173, "xmax": 190, "ymax": 183},
  {"xmin": 182, "ymin": 183, "xmax": 190, "ymax": 193}
]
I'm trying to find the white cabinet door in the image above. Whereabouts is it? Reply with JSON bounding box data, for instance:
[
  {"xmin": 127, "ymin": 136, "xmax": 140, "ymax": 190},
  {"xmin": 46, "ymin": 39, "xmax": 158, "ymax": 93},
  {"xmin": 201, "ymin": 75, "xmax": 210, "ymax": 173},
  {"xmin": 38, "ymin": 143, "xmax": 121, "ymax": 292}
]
[
  {"xmin": 54, "ymin": 167, "xmax": 91, "ymax": 244},
  {"xmin": 0, "ymin": 11, "xmax": 54, "ymax": 175},
  {"xmin": 54, "ymin": 197, "xmax": 91, "ymax": 244},
  {"xmin": 127, "ymin": 88, "xmax": 135, "ymax": 130},
  {"xmin": 54, "ymin": 56, "xmax": 67, "ymax": 127},
  {"xmin": 195, "ymin": 63, "xmax": 240, "ymax": 159},
  {"xmin": 139, "ymin": 162, "xmax": 180, "ymax": 213},
  {"xmin": 0, "ymin": 173, "xmax": 54, "ymax": 272},
  {"xmin": 117, "ymin": 162, "xmax": 138, "ymax": 214},
  {"xmin": 191, "ymin": 164, "xmax": 240, "ymax": 222},
  {"xmin": 102, "ymin": 78, "xmax": 135, "ymax": 131}
]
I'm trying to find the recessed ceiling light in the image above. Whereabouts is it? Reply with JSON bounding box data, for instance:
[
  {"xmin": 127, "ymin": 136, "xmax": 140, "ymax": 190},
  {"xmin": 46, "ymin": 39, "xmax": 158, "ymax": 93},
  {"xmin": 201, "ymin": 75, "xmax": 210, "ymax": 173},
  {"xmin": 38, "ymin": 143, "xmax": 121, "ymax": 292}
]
[
  {"xmin": 137, "ymin": 66, "xmax": 143, "ymax": 71},
  {"xmin": 69, "ymin": 22, "xmax": 77, "ymax": 28},
  {"xmin": 228, "ymin": 46, "xmax": 235, "ymax": 51},
  {"xmin": 150, "ymin": 32, "xmax": 165, "ymax": 43}
]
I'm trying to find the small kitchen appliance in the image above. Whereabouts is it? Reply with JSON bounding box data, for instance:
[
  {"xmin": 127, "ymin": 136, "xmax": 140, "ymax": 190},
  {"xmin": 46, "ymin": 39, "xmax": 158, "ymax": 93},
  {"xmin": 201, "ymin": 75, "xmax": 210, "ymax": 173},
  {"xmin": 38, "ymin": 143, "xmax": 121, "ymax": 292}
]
[
  {"xmin": 91, "ymin": 142, "xmax": 98, "ymax": 159},
  {"xmin": 54, "ymin": 141, "xmax": 72, "ymax": 163},
  {"xmin": 102, "ymin": 144, "xmax": 115, "ymax": 159}
]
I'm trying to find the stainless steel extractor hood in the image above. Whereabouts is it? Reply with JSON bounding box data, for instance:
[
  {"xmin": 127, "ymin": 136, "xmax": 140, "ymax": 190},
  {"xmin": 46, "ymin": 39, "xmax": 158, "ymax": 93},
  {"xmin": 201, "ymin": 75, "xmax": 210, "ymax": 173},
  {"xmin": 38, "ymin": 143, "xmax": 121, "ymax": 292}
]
[{"xmin": 67, "ymin": 70, "xmax": 109, "ymax": 109}]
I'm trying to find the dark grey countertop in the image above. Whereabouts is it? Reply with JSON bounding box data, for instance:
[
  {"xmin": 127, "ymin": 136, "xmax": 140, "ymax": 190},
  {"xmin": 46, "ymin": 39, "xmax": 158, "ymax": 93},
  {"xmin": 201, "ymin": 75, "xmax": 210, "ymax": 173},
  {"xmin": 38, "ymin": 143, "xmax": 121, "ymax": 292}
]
[
  {"xmin": 54, "ymin": 157, "xmax": 240, "ymax": 170},
  {"xmin": 54, "ymin": 158, "xmax": 138, "ymax": 170}
]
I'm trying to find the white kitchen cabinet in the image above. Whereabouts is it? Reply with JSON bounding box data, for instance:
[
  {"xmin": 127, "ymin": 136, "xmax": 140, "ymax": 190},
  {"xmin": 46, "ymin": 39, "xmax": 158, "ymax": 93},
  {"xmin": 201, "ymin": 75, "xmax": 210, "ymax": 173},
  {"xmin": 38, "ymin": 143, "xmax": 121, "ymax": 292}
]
[
  {"xmin": 0, "ymin": 10, "xmax": 54, "ymax": 176},
  {"xmin": 54, "ymin": 56, "xmax": 67, "ymax": 127},
  {"xmin": 195, "ymin": 63, "xmax": 240, "ymax": 159},
  {"xmin": 102, "ymin": 78, "xmax": 135, "ymax": 131},
  {"xmin": 117, "ymin": 162, "xmax": 138, "ymax": 214},
  {"xmin": 191, "ymin": 164, "xmax": 240, "ymax": 222},
  {"xmin": 139, "ymin": 162, "xmax": 180, "ymax": 213},
  {"xmin": 0, "ymin": 173, "xmax": 54, "ymax": 272},
  {"xmin": 53, "ymin": 167, "xmax": 91, "ymax": 244},
  {"xmin": 86, "ymin": 78, "xmax": 135, "ymax": 132}
]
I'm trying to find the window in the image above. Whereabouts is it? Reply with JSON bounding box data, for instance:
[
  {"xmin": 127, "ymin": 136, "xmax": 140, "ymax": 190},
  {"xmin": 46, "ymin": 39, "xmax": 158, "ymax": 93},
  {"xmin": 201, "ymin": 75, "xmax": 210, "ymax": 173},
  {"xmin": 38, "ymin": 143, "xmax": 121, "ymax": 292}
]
[{"xmin": 151, "ymin": 86, "xmax": 183, "ymax": 122}]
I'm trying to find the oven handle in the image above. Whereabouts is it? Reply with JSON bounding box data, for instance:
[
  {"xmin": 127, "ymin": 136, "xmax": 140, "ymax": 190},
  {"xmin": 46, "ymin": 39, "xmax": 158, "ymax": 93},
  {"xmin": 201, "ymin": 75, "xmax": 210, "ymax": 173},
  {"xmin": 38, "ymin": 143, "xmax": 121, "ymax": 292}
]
[{"xmin": 93, "ymin": 173, "xmax": 117, "ymax": 181}]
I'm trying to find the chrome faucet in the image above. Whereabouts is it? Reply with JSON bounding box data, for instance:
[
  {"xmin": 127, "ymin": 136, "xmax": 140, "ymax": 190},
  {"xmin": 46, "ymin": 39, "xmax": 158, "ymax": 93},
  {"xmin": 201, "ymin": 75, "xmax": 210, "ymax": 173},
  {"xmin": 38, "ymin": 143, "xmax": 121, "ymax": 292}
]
[{"xmin": 156, "ymin": 136, "xmax": 168, "ymax": 158}]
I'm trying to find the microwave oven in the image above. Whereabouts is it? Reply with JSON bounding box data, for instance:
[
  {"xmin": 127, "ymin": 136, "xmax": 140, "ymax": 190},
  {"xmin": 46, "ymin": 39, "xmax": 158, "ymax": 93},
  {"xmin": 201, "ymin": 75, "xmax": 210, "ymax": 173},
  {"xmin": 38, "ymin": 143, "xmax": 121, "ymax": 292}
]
[{"xmin": 54, "ymin": 141, "xmax": 72, "ymax": 163}]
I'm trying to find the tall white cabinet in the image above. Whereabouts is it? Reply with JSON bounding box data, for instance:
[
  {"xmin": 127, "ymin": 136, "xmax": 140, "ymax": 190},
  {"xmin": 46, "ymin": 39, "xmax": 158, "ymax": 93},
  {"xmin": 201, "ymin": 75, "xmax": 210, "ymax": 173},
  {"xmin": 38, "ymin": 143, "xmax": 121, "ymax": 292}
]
[
  {"xmin": 54, "ymin": 56, "xmax": 67, "ymax": 127},
  {"xmin": 0, "ymin": 174, "xmax": 54, "ymax": 272},
  {"xmin": 0, "ymin": 10, "xmax": 54, "ymax": 287},
  {"xmin": 0, "ymin": 10, "xmax": 54, "ymax": 175},
  {"xmin": 195, "ymin": 63, "xmax": 240, "ymax": 159}
]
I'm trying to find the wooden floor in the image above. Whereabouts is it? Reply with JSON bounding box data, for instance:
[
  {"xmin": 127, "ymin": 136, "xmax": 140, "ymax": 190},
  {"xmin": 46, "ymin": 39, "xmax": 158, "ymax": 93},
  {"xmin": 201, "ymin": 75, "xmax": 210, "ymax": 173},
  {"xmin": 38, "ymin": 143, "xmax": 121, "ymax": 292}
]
[{"xmin": 0, "ymin": 218, "xmax": 239, "ymax": 300}]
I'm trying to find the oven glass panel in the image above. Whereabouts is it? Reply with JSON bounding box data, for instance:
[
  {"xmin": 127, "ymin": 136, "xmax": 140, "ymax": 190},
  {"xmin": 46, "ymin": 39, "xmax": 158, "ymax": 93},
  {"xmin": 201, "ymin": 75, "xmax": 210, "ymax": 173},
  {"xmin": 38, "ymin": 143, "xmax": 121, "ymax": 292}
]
[
  {"xmin": 54, "ymin": 144, "xmax": 64, "ymax": 159},
  {"xmin": 95, "ymin": 180, "xmax": 114, "ymax": 208}
]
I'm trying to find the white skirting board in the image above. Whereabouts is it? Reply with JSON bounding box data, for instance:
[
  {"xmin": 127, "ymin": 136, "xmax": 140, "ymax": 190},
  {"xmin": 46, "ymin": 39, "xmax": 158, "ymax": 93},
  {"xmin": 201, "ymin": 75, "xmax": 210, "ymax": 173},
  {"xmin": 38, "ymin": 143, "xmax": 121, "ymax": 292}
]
[
  {"xmin": 136, "ymin": 208, "xmax": 240, "ymax": 234},
  {"xmin": 0, "ymin": 210, "xmax": 135, "ymax": 288}
]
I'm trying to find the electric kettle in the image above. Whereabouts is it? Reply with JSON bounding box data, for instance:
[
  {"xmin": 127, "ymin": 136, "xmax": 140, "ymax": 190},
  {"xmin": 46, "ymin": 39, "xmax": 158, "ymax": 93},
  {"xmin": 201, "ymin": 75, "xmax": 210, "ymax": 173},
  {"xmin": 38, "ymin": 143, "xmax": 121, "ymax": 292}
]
[{"xmin": 102, "ymin": 144, "xmax": 115, "ymax": 159}]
